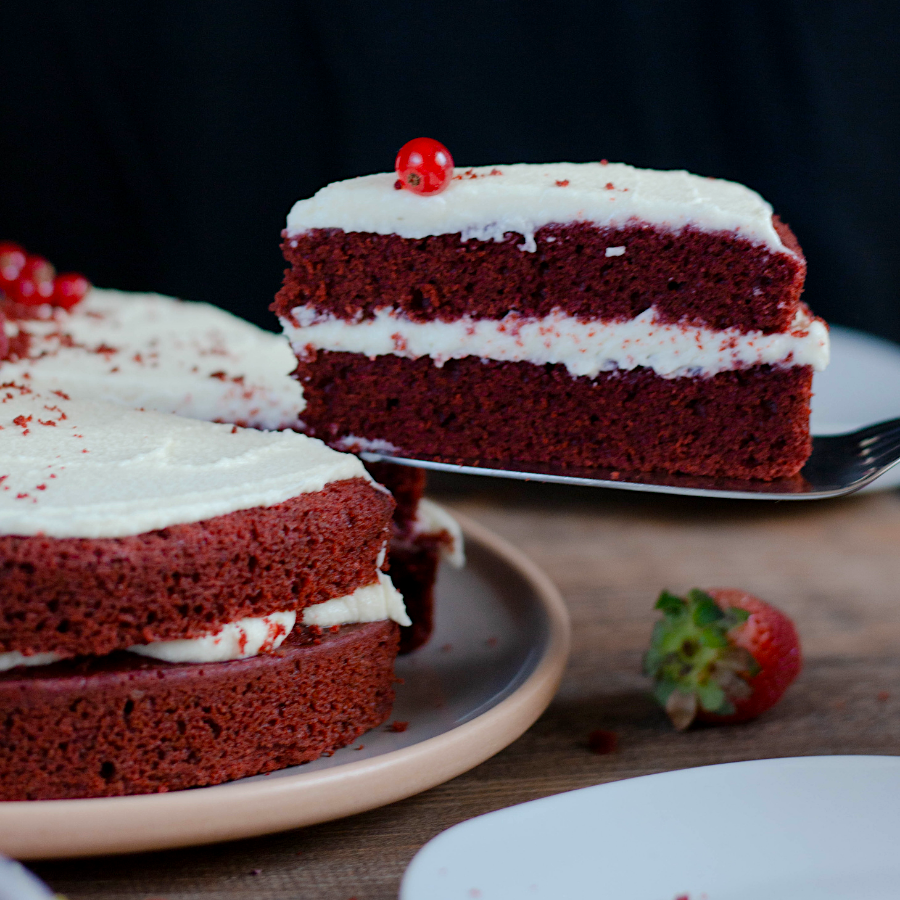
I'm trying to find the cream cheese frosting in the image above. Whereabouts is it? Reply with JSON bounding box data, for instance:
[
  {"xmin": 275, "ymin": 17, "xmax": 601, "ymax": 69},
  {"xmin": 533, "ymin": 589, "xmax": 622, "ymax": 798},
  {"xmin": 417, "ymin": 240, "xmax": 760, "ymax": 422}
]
[
  {"xmin": 301, "ymin": 571, "xmax": 410, "ymax": 628},
  {"xmin": 3, "ymin": 288, "xmax": 305, "ymax": 429},
  {"xmin": 413, "ymin": 499, "xmax": 465, "ymax": 568},
  {"xmin": 282, "ymin": 305, "xmax": 830, "ymax": 379},
  {"xmin": 0, "ymin": 650, "xmax": 62, "ymax": 673},
  {"xmin": 129, "ymin": 611, "xmax": 297, "ymax": 664},
  {"xmin": 285, "ymin": 162, "xmax": 793, "ymax": 255},
  {"xmin": 0, "ymin": 382, "xmax": 368, "ymax": 538}
]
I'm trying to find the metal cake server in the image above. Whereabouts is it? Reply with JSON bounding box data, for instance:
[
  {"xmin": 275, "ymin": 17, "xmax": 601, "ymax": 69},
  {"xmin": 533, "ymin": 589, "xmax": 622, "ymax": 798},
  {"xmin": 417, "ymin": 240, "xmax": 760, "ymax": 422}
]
[{"xmin": 362, "ymin": 416, "xmax": 900, "ymax": 501}]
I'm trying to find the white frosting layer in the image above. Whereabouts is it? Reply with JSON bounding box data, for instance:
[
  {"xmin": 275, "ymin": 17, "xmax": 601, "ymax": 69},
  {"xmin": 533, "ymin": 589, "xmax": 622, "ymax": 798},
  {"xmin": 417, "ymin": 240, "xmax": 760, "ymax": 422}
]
[
  {"xmin": 282, "ymin": 305, "xmax": 829, "ymax": 379},
  {"xmin": 0, "ymin": 650, "xmax": 62, "ymax": 673},
  {"xmin": 129, "ymin": 611, "xmax": 296, "ymax": 664},
  {"xmin": 302, "ymin": 571, "xmax": 411, "ymax": 628},
  {"xmin": 0, "ymin": 383, "xmax": 368, "ymax": 538},
  {"xmin": 3, "ymin": 288, "xmax": 305, "ymax": 429},
  {"xmin": 414, "ymin": 499, "xmax": 465, "ymax": 568},
  {"xmin": 286, "ymin": 162, "xmax": 792, "ymax": 255}
]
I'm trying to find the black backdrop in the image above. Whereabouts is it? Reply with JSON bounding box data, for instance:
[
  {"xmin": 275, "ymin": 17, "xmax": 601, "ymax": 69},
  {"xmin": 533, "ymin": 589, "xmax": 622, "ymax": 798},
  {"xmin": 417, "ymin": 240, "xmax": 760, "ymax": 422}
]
[{"xmin": 1, "ymin": 2, "xmax": 898, "ymax": 336}]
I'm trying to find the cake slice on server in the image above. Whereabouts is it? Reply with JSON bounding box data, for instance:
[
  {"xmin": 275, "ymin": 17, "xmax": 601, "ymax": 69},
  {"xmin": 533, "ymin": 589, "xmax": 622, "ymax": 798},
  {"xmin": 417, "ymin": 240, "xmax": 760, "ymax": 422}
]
[
  {"xmin": 0, "ymin": 382, "xmax": 407, "ymax": 799},
  {"xmin": 274, "ymin": 155, "xmax": 829, "ymax": 480},
  {"xmin": 0, "ymin": 282, "xmax": 461, "ymax": 650}
]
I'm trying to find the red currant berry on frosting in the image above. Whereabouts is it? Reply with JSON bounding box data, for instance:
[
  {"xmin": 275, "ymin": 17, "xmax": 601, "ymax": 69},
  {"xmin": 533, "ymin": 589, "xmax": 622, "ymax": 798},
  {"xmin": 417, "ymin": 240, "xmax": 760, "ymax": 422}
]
[
  {"xmin": 15, "ymin": 255, "xmax": 56, "ymax": 305},
  {"xmin": 53, "ymin": 273, "xmax": 91, "ymax": 310},
  {"xmin": 395, "ymin": 138, "xmax": 454, "ymax": 195},
  {"xmin": 0, "ymin": 242, "xmax": 26, "ymax": 286}
]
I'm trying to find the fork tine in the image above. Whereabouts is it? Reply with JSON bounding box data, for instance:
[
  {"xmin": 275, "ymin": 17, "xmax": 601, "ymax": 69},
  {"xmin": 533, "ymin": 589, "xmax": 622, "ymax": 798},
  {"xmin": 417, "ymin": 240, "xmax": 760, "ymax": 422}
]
[
  {"xmin": 848, "ymin": 416, "xmax": 900, "ymax": 445},
  {"xmin": 868, "ymin": 445, "xmax": 900, "ymax": 468}
]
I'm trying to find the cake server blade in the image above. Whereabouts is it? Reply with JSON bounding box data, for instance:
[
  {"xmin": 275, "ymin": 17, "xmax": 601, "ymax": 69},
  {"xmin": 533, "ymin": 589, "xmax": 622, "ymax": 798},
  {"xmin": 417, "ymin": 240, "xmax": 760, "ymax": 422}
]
[{"xmin": 360, "ymin": 417, "xmax": 900, "ymax": 501}]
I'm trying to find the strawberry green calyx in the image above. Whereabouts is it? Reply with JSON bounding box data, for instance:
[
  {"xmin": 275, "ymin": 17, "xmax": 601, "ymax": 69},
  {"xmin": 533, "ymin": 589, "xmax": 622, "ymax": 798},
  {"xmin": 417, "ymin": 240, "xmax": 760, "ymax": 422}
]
[{"xmin": 643, "ymin": 589, "xmax": 760, "ymax": 730}]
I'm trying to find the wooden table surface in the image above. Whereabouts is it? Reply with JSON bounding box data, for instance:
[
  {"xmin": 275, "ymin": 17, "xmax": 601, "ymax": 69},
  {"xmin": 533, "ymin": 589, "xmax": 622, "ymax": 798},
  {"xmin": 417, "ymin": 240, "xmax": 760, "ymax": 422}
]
[{"xmin": 33, "ymin": 475, "xmax": 900, "ymax": 899}]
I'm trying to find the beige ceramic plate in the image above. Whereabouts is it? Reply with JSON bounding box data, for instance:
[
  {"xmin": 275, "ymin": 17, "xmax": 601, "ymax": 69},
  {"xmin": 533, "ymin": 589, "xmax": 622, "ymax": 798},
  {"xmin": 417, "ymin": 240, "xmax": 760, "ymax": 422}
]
[{"xmin": 0, "ymin": 512, "xmax": 570, "ymax": 859}]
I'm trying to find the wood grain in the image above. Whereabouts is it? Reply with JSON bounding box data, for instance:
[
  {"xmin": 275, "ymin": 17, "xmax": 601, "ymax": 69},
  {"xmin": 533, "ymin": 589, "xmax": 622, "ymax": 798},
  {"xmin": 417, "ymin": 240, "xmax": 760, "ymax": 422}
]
[{"xmin": 33, "ymin": 476, "xmax": 900, "ymax": 899}]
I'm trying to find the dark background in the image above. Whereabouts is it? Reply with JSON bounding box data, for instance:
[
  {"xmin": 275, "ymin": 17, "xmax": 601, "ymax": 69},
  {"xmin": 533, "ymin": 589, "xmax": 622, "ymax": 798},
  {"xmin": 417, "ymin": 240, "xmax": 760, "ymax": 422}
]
[{"xmin": 1, "ymin": 2, "xmax": 898, "ymax": 335}]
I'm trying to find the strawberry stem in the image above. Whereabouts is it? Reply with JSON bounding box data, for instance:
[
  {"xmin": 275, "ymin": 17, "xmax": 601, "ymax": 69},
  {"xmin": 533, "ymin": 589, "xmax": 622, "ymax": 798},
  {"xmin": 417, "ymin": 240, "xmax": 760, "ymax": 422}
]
[{"xmin": 644, "ymin": 589, "xmax": 758, "ymax": 729}]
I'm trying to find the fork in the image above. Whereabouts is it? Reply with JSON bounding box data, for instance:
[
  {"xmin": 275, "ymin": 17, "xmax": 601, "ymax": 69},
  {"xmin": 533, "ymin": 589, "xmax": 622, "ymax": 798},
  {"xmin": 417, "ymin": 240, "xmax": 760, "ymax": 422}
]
[{"xmin": 362, "ymin": 417, "xmax": 900, "ymax": 501}]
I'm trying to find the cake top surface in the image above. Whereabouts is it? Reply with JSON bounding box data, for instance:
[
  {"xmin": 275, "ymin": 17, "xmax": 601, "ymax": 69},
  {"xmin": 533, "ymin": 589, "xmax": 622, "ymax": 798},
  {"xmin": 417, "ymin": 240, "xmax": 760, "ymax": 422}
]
[
  {"xmin": 2, "ymin": 288, "xmax": 305, "ymax": 429},
  {"xmin": 0, "ymin": 382, "xmax": 366, "ymax": 538},
  {"xmin": 285, "ymin": 162, "xmax": 792, "ymax": 255}
]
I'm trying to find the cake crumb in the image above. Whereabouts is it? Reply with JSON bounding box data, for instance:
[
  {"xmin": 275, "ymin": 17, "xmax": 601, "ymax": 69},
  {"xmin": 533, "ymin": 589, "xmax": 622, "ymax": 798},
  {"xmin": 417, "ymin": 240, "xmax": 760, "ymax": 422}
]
[
  {"xmin": 878, "ymin": 691, "xmax": 891, "ymax": 701},
  {"xmin": 555, "ymin": 179, "xmax": 570, "ymax": 187},
  {"xmin": 587, "ymin": 729, "xmax": 618, "ymax": 754},
  {"xmin": 388, "ymin": 720, "xmax": 409, "ymax": 732},
  {"xmin": 486, "ymin": 636, "xmax": 498, "ymax": 648},
  {"xmin": 440, "ymin": 643, "xmax": 453, "ymax": 652}
]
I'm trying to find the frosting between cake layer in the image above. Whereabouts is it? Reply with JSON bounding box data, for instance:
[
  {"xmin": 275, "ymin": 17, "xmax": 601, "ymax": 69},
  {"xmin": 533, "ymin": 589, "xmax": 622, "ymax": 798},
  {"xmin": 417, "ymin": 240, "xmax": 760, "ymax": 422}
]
[
  {"xmin": 0, "ymin": 575, "xmax": 409, "ymax": 670},
  {"xmin": 129, "ymin": 611, "xmax": 297, "ymax": 663},
  {"xmin": 285, "ymin": 162, "xmax": 793, "ymax": 255},
  {"xmin": 0, "ymin": 651, "xmax": 62, "ymax": 674},
  {"xmin": 282, "ymin": 305, "xmax": 829, "ymax": 379},
  {"xmin": 0, "ymin": 384, "xmax": 369, "ymax": 538},
  {"xmin": 2, "ymin": 288, "xmax": 305, "ymax": 429},
  {"xmin": 301, "ymin": 571, "xmax": 410, "ymax": 628}
]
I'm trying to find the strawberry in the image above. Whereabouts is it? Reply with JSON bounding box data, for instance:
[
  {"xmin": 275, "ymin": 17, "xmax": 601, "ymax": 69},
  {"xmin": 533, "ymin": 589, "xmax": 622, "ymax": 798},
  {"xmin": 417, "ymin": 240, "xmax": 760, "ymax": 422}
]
[{"xmin": 643, "ymin": 587, "xmax": 802, "ymax": 730}]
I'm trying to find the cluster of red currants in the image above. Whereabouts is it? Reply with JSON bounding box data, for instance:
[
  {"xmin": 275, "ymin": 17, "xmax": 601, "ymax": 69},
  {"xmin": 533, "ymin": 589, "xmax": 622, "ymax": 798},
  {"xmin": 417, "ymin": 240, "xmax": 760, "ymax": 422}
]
[{"xmin": 0, "ymin": 242, "xmax": 90, "ymax": 311}]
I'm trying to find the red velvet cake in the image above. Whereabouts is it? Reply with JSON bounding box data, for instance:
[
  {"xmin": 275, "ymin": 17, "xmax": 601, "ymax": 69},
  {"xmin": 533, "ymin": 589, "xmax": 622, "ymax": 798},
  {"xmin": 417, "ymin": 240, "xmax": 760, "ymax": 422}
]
[
  {"xmin": 0, "ymin": 382, "xmax": 409, "ymax": 799},
  {"xmin": 0, "ymin": 285, "xmax": 455, "ymax": 651},
  {"xmin": 274, "ymin": 162, "xmax": 830, "ymax": 480}
]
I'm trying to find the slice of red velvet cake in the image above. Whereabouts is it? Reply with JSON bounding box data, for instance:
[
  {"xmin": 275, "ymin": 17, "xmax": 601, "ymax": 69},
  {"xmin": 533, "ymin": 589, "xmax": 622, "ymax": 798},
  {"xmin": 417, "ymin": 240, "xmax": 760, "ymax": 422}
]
[
  {"xmin": 0, "ymin": 382, "xmax": 408, "ymax": 799},
  {"xmin": 274, "ymin": 161, "xmax": 830, "ymax": 480}
]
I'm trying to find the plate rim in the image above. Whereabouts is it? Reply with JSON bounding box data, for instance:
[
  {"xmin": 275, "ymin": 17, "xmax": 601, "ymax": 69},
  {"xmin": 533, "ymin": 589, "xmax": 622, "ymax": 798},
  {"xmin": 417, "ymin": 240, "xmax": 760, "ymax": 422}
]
[{"xmin": 0, "ymin": 511, "xmax": 571, "ymax": 860}]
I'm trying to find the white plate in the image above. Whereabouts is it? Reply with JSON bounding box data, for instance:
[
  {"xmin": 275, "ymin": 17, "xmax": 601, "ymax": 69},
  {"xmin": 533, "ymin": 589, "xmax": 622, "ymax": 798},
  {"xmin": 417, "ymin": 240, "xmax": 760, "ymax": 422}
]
[
  {"xmin": 0, "ymin": 513, "xmax": 570, "ymax": 859},
  {"xmin": 402, "ymin": 755, "xmax": 900, "ymax": 900},
  {"xmin": 813, "ymin": 326, "xmax": 900, "ymax": 491}
]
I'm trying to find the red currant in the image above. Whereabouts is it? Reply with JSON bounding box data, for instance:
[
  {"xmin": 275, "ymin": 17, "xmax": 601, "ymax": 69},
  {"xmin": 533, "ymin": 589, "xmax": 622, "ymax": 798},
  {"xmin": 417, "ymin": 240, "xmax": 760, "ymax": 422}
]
[
  {"xmin": 395, "ymin": 138, "xmax": 454, "ymax": 195},
  {"xmin": 53, "ymin": 273, "xmax": 91, "ymax": 310},
  {"xmin": 0, "ymin": 242, "xmax": 26, "ymax": 286},
  {"xmin": 15, "ymin": 255, "xmax": 56, "ymax": 306}
]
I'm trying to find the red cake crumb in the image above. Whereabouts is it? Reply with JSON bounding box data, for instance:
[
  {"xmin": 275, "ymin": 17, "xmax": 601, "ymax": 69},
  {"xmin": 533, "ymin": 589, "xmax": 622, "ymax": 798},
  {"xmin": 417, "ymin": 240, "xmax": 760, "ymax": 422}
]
[
  {"xmin": 388, "ymin": 720, "xmax": 409, "ymax": 732},
  {"xmin": 587, "ymin": 729, "xmax": 618, "ymax": 754}
]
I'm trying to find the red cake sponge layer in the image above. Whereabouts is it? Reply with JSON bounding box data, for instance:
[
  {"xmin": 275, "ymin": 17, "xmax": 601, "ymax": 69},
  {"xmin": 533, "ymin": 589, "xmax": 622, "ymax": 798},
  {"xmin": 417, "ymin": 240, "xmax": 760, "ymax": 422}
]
[
  {"xmin": 0, "ymin": 621, "xmax": 398, "ymax": 800},
  {"xmin": 0, "ymin": 478, "xmax": 393, "ymax": 658},
  {"xmin": 294, "ymin": 351, "xmax": 813, "ymax": 480},
  {"xmin": 276, "ymin": 219, "xmax": 805, "ymax": 335}
]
